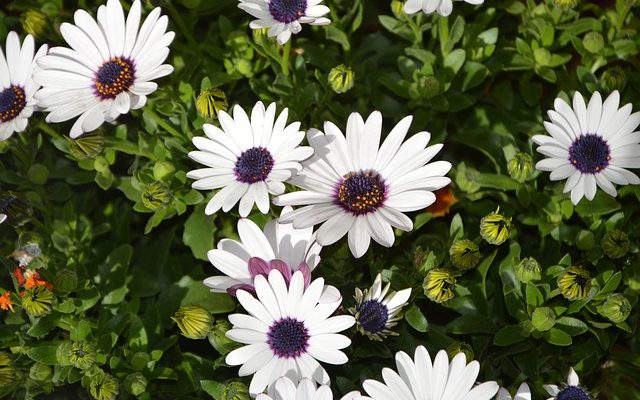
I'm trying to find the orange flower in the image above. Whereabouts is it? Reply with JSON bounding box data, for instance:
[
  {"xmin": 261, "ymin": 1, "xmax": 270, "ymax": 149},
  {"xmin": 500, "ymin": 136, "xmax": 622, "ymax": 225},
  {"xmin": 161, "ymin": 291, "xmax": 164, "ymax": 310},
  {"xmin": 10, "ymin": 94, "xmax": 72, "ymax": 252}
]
[
  {"xmin": 0, "ymin": 292, "xmax": 14, "ymax": 312},
  {"xmin": 426, "ymin": 187, "xmax": 458, "ymax": 217},
  {"xmin": 25, "ymin": 276, "xmax": 53, "ymax": 290},
  {"xmin": 13, "ymin": 267, "xmax": 25, "ymax": 286}
]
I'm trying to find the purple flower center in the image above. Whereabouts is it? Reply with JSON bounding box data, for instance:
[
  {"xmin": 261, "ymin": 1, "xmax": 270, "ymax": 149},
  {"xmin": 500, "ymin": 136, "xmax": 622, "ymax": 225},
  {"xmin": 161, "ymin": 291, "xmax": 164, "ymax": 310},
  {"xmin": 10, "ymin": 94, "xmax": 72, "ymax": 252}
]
[
  {"xmin": 0, "ymin": 85, "xmax": 26, "ymax": 123},
  {"xmin": 557, "ymin": 386, "xmax": 591, "ymax": 400},
  {"xmin": 568, "ymin": 134, "xmax": 610, "ymax": 174},
  {"xmin": 268, "ymin": 0, "xmax": 307, "ymax": 23},
  {"xmin": 357, "ymin": 300, "xmax": 388, "ymax": 334},
  {"xmin": 234, "ymin": 147, "xmax": 274, "ymax": 183},
  {"xmin": 267, "ymin": 317, "xmax": 309, "ymax": 359},
  {"xmin": 94, "ymin": 57, "xmax": 135, "ymax": 99},
  {"xmin": 336, "ymin": 171, "xmax": 386, "ymax": 215}
]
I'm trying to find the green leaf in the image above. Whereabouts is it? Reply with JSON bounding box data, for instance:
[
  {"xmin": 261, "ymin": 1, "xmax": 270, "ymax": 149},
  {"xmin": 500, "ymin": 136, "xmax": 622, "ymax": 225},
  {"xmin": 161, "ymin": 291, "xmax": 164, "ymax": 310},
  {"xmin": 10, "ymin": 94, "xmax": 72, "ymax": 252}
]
[
  {"xmin": 26, "ymin": 346, "xmax": 61, "ymax": 365},
  {"xmin": 525, "ymin": 284, "xmax": 544, "ymax": 307},
  {"xmin": 556, "ymin": 316, "xmax": 588, "ymax": 336},
  {"xmin": 405, "ymin": 304, "xmax": 429, "ymax": 332},
  {"xmin": 575, "ymin": 192, "xmax": 621, "ymax": 217},
  {"xmin": 494, "ymin": 325, "xmax": 527, "ymax": 346},
  {"xmin": 201, "ymin": 380, "xmax": 225, "ymax": 400},
  {"xmin": 183, "ymin": 205, "xmax": 216, "ymax": 261},
  {"xmin": 325, "ymin": 25, "xmax": 350, "ymax": 51},
  {"xmin": 544, "ymin": 327, "xmax": 573, "ymax": 346}
]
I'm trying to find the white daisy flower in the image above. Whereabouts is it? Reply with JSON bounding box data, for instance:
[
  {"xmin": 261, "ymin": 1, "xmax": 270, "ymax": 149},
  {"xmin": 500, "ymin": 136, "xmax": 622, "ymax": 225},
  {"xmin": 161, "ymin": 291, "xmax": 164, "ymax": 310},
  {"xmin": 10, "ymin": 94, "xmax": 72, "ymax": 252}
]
[
  {"xmin": 256, "ymin": 377, "xmax": 361, "ymax": 400},
  {"xmin": 361, "ymin": 346, "xmax": 499, "ymax": 400},
  {"xmin": 225, "ymin": 269, "xmax": 355, "ymax": 396},
  {"xmin": 349, "ymin": 273, "xmax": 411, "ymax": 341},
  {"xmin": 543, "ymin": 368, "xmax": 592, "ymax": 400},
  {"xmin": 187, "ymin": 101, "xmax": 313, "ymax": 217},
  {"xmin": 273, "ymin": 111, "xmax": 452, "ymax": 258},
  {"xmin": 238, "ymin": 0, "xmax": 331, "ymax": 45},
  {"xmin": 0, "ymin": 32, "xmax": 48, "ymax": 141},
  {"xmin": 533, "ymin": 90, "xmax": 640, "ymax": 205},
  {"xmin": 204, "ymin": 206, "xmax": 321, "ymax": 295},
  {"xmin": 34, "ymin": 0, "xmax": 175, "ymax": 138},
  {"xmin": 403, "ymin": 0, "xmax": 484, "ymax": 17},
  {"xmin": 496, "ymin": 383, "xmax": 531, "ymax": 400}
]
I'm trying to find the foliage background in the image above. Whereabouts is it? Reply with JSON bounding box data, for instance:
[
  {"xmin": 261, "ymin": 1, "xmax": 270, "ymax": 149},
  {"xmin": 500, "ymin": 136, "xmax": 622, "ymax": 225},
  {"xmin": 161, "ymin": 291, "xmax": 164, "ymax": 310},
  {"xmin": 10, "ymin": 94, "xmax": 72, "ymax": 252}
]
[{"xmin": 1, "ymin": 0, "xmax": 640, "ymax": 398}]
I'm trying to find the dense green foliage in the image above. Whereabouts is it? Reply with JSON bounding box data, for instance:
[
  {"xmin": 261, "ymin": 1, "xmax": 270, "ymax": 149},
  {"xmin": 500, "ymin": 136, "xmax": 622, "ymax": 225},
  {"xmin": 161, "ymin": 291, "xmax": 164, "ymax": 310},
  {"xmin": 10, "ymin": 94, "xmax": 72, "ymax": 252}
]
[{"xmin": 1, "ymin": 0, "xmax": 640, "ymax": 399}]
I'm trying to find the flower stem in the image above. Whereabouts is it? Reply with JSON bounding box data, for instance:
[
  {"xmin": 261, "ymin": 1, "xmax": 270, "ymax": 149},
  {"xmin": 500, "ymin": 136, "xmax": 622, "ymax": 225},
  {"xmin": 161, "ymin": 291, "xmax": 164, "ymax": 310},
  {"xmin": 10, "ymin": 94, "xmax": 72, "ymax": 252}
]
[
  {"xmin": 144, "ymin": 108, "xmax": 182, "ymax": 138},
  {"xmin": 281, "ymin": 40, "xmax": 292, "ymax": 77}
]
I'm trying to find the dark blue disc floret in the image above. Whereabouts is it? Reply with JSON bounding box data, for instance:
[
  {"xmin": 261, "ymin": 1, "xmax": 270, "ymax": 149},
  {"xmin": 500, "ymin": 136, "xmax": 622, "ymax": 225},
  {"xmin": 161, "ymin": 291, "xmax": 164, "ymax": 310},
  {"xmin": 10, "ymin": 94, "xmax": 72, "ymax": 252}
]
[
  {"xmin": 268, "ymin": 0, "xmax": 308, "ymax": 23},
  {"xmin": 556, "ymin": 386, "xmax": 591, "ymax": 400},
  {"xmin": 94, "ymin": 57, "xmax": 135, "ymax": 99},
  {"xmin": 267, "ymin": 317, "xmax": 309, "ymax": 359},
  {"xmin": 234, "ymin": 147, "xmax": 275, "ymax": 183},
  {"xmin": 568, "ymin": 134, "xmax": 610, "ymax": 174},
  {"xmin": 357, "ymin": 300, "xmax": 389, "ymax": 334},
  {"xmin": 0, "ymin": 85, "xmax": 26, "ymax": 123},
  {"xmin": 336, "ymin": 171, "xmax": 386, "ymax": 215}
]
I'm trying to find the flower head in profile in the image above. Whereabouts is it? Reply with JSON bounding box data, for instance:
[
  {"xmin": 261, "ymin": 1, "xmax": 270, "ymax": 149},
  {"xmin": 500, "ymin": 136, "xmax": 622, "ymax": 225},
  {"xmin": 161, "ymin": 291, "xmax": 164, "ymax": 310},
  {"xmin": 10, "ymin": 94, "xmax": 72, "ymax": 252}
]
[
  {"xmin": 274, "ymin": 111, "xmax": 451, "ymax": 258},
  {"xmin": 361, "ymin": 346, "xmax": 499, "ymax": 400},
  {"xmin": 204, "ymin": 207, "xmax": 322, "ymax": 295},
  {"xmin": 188, "ymin": 102, "xmax": 313, "ymax": 217},
  {"xmin": 0, "ymin": 31, "xmax": 48, "ymax": 141},
  {"xmin": 225, "ymin": 270, "xmax": 355, "ymax": 395},
  {"xmin": 533, "ymin": 91, "xmax": 640, "ymax": 205},
  {"xmin": 34, "ymin": 0, "xmax": 175, "ymax": 138},
  {"xmin": 423, "ymin": 269, "xmax": 456, "ymax": 303},
  {"xmin": 544, "ymin": 368, "xmax": 592, "ymax": 400},
  {"xmin": 404, "ymin": 0, "xmax": 484, "ymax": 17},
  {"xmin": 239, "ymin": 0, "xmax": 331, "ymax": 45},
  {"xmin": 496, "ymin": 383, "xmax": 531, "ymax": 400},
  {"xmin": 349, "ymin": 273, "xmax": 411, "ymax": 341},
  {"xmin": 256, "ymin": 377, "xmax": 361, "ymax": 400}
]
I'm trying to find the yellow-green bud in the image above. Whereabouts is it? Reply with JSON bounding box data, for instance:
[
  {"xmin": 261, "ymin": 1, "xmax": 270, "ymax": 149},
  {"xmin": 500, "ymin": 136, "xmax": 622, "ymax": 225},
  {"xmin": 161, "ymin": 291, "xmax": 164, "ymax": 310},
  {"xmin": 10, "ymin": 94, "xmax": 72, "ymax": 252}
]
[
  {"xmin": 89, "ymin": 372, "xmax": 119, "ymax": 400},
  {"xmin": 597, "ymin": 293, "xmax": 631, "ymax": 323},
  {"xmin": 507, "ymin": 152, "xmax": 534, "ymax": 183},
  {"xmin": 208, "ymin": 320, "xmax": 240, "ymax": 355},
  {"xmin": 141, "ymin": 182, "xmax": 172, "ymax": 210},
  {"xmin": 449, "ymin": 239, "xmax": 481, "ymax": 270},
  {"xmin": 29, "ymin": 362, "xmax": 52, "ymax": 382},
  {"xmin": 70, "ymin": 342, "xmax": 96, "ymax": 370},
  {"xmin": 391, "ymin": 0, "xmax": 406, "ymax": 19},
  {"xmin": 21, "ymin": 286, "xmax": 54, "ymax": 317},
  {"xmin": 21, "ymin": 10, "xmax": 48, "ymax": 37},
  {"xmin": 554, "ymin": 0, "xmax": 579, "ymax": 8},
  {"xmin": 252, "ymin": 27, "xmax": 269, "ymax": 44},
  {"xmin": 515, "ymin": 257, "xmax": 542, "ymax": 283},
  {"xmin": 196, "ymin": 88, "xmax": 228, "ymax": 119},
  {"xmin": 124, "ymin": 372, "xmax": 148, "ymax": 396},
  {"xmin": 172, "ymin": 305, "xmax": 214, "ymax": 340},
  {"xmin": 68, "ymin": 131, "xmax": 105, "ymax": 160},
  {"xmin": 480, "ymin": 208, "xmax": 512, "ymax": 245},
  {"xmin": 54, "ymin": 269, "xmax": 78, "ymax": 294},
  {"xmin": 531, "ymin": 307, "xmax": 556, "ymax": 331},
  {"xmin": 423, "ymin": 269, "xmax": 456, "ymax": 303},
  {"xmin": 0, "ymin": 191, "xmax": 33, "ymax": 226},
  {"xmin": 223, "ymin": 381, "xmax": 250, "ymax": 400},
  {"xmin": 600, "ymin": 66, "xmax": 627, "ymax": 93},
  {"xmin": 445, "ymin": 341, "xmax": 474, "ymax": 362},
  {"xmin": 601, "ymin": 229, "xmax": 629, "ymax": 259},
  {"xmin": 328, "ymin": 65, "xmax": 355, "ymax": 94},
  {"xmin": 0, "ymin": 352, "xmax": 15, "ymax": 387},
  {"xmin": 558, "ymin": 266, "xmax": 592, "ymax": 301}
]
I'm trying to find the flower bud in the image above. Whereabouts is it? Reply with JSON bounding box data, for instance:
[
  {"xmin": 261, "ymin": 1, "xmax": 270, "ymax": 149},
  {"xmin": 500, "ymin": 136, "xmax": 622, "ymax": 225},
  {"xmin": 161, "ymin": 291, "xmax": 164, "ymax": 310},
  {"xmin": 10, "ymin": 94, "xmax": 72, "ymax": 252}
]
[
  {"xmin": 0, "ymin": 352, "xmax": 15, "ymax": 387},
  {"xmin": 21, "ymin": 286, "xmax": 54, "ymax": 317},
  {"xmin": 600, "ymin": 66, "xmax": 627, "ymax": 93},
  {"xmin": 601, "ymin": 229, "xmax": 629, "ymax": 259},
  {"xmin": 515, "ymin": 257, "xmax": 542, "ymax": 283},
  {"xmin": 141, "ymin": 182, "xmax": 172, "ymax": 210},
  {"xmin": 554, "ymin": 0, "xmax": 579, "ymax": 8},
  {"xmin": 531, "ymin": 307, "xmax": 556, "ymax": 332},
  {"xmin": 172, "ymin": 305, "xmax": 213, "ymax": 340},
  {"xmin": 391, "ymin": 0, "xmax": 406, "ymax": 19},
  {"xmin": 558, "ymin": 266, "xmax": 591, "ymax": 301},
  {"xmin": 597, "ymin": 293, "xmax": 631, "ymax": 323},
  {"xmin": 423, "ymin": 269, "xmax": 456, "ymax": 303},
  {"xmin": 445, "ymin": 341, "xmax": 474, "ymax": 362},
  {"xmin": 89, "ymin": 371, "xmax": 119, "ymax": 400},
  {"xmin": 0, "ymin": 191, "xmax": 33, "ymax": 226},
  {"xmin": 449, "ymin": 239, "xmax": 481, "ymax": 270},
  {"xmin": 208, "ymin": 320, "xmax": 240, "ymax": 355},
  {"xmin": 196, "ymin": 88, "xmax": 228, "ymax": 119},
  {"xmin": 69, "ymin": 131, "xmax": 105, "ymax": 160},
  {"xmin": 29, "ymin": 362, "xmax": 52, "ymax": 381},
  {"xmin": 507, "ymin": 152, "xmax": 534, "ymax": 183},
  {"xmin": 124, "ymin": 372, "xmax": 148, "ymax": 396},
  {"xmin": 54, "ymin": 269, "xmax": 78, "ymax": 294},
  {"xmin": 21, "ymin": 9, "xmax": 48, "ymax": 37},
  {"xmin": 70, "ymin": 342, "xmax": 96, "ymax": 370},
  {"xmin": 328, "ymin": 65, "xmax": 355, "ymax": 94},
  {"xmin": 480, "ymin": 208, "xmax": 512, "ymax": 245},
  {"xmin": 223, "ymin": 381, "xmax": 250, "ymax": 400}
]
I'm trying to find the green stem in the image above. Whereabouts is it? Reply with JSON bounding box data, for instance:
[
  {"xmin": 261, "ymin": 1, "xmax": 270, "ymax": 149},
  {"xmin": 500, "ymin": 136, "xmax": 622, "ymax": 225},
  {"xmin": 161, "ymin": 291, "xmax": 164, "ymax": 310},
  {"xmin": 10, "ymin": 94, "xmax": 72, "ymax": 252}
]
[
  {"xmin": 166, "ymin": 3, "xmax": 198, "ymax": 49},
  {"xmin": 281, "ymin": 40, "xmax": 292, "ymax": 77},
  {"xmin": 405, "ymin": 13, "xmax": 423, "ymax": 45},
  {"xmin": 38, "ymin": 122, "xmax": 63, "ymax": 140},
  {"xmin": 144, "ymin": 108, "xmax": 182, "ymax": 138}
]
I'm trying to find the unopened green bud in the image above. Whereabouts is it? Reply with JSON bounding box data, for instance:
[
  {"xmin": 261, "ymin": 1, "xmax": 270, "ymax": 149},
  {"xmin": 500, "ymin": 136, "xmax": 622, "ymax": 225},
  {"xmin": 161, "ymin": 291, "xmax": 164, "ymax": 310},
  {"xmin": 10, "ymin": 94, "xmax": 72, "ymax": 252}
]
[
  {"xmin": 196, "ymin": 88, "xmax": 228, "ymax": 119},
  {"xmin": 507, "ymin": 152, "xmax": 534, "ymax": 183},
  {"xmin": 601, "ymin": 229, "xmax": 629, "ymax": 259},
  {"xmin": 445, "ymin": 341, "xmax": 474, "ymax": 362},
  {"xmin": 449, "ymin": 239, "xmax": 481, "ymax": 270},
  {"xmin": 223, "ymin": 381, "xmax": 250, "ymax": 400},
  {"xmin": 252, "ymin": 27, "xmax": 269, "ymax": 43},
  {"xmin": 208, "ymin": 320, "xmax": 240, "ymax": 355},
  {"xmin": 89, "ymin": 372, "xmax": 119, "ymax": 400},
  {"xmin": 600, "ymin": 66, "xmax": 627, "ymax": 93},
  {"xmin": 21, "ymin": 10, "xmax": 48, "ymax": 37},
  {"xmin": 554, "ymin": 0, "xmax": 579, "ymax": 8},
  {"xmin": 515, "ymin": 257, "xmax": 542, "ymax": 283},
  {"xmin": 68, "ymin": 131, "xmax": 105, "ymax": 160},
  {"xmin": 328, "ymin": 65, "xmax": 355, "ymax": 94},
  {"xmin": 558, "ymin": 266, "xmax": 592, "ymax": 301},
  {"xmin": 70, "ymin": 342, "xmax": 96, "ymax": 370},
  {"xmin": 21, "ymin": 286, "xmax": 54, "ymax": 317},
  {"xmin": 54, "ymin": 269, "xmax": 78, "ymax": 294},
  {"xmin": 391, "ymin": 0, "xmax": 406, "ymax": 18},
  {"xmin": 597, "ymin": 293, "xmax": 631, "ymax": 323},
  {"xmin": 480, "ymin": 207, "xmax": 512, "ymax": 245},
  {"xmin": 29, "ymin": 362, "xmax": 52, "ymax": 381},
  {"xmin": 124, "ymin": 372, "xmax": 148, "ymax": 396},
  {"xmin": 141, "ymin": 182, "xmax": 172, "ymax": 210},
  {"xmin": 423, "ymin": 269, "xmax": 456, "ymax": 303},
  {"xmin": 531, "ymin": 307, "xmax": 556, "ymax": 331},
  {"xmin": 0, "ymin": 352, "xmax": 15, "ymax": 387},
  {"xmin": 172, "ymin": 305, "xmax": 213, "ymax": 340}
]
